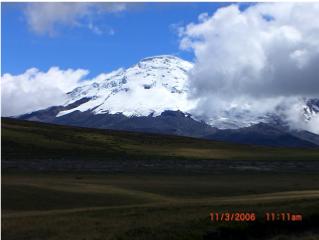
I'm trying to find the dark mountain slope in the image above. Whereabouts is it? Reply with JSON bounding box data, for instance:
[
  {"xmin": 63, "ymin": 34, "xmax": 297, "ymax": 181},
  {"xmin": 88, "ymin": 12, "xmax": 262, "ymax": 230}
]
[
  {"xmin": 18, "ymin": 103, "xmax": 318, "ymax": 148},
  {"xmin": 205, "ymin": 123, "xmax": 317, "ymax": 148},
  {"xmin": 2, "ymin": 118, "xmax": 319, "ymax": 162}
]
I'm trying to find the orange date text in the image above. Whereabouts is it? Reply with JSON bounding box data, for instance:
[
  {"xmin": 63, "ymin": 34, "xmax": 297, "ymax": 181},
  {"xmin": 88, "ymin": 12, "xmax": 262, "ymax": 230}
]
[{"xmin": 210, "ymin": 212, "xmax": 256, "ymax": 222}]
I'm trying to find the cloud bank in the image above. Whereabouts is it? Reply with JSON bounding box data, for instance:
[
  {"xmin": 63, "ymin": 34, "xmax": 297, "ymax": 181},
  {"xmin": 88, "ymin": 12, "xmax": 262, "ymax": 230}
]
[
  {"xmin": 179, "ymin": 3, "xmax": 319, "ymax": 133},
  {"xmin": 1, "ymin": 67, "xmax": 89, "ymax": 116},
  {"xmin": 24, "ymin": 3, "xmax": 126, "ymax": 35}
]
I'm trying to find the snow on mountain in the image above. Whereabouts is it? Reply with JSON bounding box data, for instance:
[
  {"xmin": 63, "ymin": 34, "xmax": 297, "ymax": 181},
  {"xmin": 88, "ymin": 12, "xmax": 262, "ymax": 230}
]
[
  {"xmin": 206, "ymin": 111, "xmax": 271, "ymax": 130},
  {"xmin": 304, "ymin": 99, "xmax": 319, "ymax": 121},
  {"xmin": 205, "ymin": 99, "xmax": 319, "ymax": 131},
  {"xmin": 53, "ymin": 54, "xmax": 319, "ymax": 133},
  {"xmin": 57, "ymin": 55, "xmax": 196, "ymax": 118}
]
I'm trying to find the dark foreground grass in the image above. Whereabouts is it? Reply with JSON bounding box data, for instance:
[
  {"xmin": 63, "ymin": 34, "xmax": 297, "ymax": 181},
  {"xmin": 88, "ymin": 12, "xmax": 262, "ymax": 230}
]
[
  {"xmin": 2, "ymin": 118, "xmax": 319, "ymax": 239},
  {"xmin": 3, "ymin": 199, "xmax": 319, "ymax": 240},
  {"xmin": 2, "ymin": 172, "xmax": 319, "ymax": 240}
]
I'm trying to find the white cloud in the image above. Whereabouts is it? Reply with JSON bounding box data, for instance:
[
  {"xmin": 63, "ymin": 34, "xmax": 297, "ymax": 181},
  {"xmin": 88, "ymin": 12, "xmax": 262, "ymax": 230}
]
[
  {"xmin": 24, "ymin": 3, "xmax": 126, "ymax": 35},
  {"xmin": 88, "ymin": 23, "xmax": 103, "ymax": 35},
  {"xmin": 179, "ymin": 3, "xmax": 319, "ymax": 133},
  {"xmin": 1, "ymin": 67, "xmax": 89, "ymax": 116}
]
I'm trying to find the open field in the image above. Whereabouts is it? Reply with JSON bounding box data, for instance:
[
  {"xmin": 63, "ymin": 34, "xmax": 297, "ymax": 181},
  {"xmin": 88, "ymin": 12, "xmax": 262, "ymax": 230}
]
[
  {"xmin": 2, "ymin": 172, "xmax": 319, "ymax": 240},
  {"xmin": 2, "ymin": 118, "xmax": 319, "ymax": 239},
  {"xmin": 3, "ymin": 118, "xmax": 319, "ymax": 163}
]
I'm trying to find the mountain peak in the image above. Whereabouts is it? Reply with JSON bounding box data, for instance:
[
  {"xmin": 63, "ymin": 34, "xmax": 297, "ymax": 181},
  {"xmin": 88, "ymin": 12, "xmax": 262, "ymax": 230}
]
[
  {"xmin": 57, "ymin": 54, "xmax": 195, "ymax": 118},
  {"xmin": 136, "ymin": 55, "xmax": 193, "ymax": 71},
  {"xmin": 140, "ymin": 55, "xmax": 185, "ymax": 62},
  {"xmin": 39, "ymin": 54, "xmax": 319, "ymax": 137}
]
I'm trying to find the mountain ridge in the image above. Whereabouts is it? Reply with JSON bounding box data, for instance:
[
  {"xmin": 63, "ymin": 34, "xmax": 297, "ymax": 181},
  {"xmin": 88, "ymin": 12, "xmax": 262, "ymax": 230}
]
[{"xmin": 17, "ymin": 54, "xmax": 319, "ymax": 147}]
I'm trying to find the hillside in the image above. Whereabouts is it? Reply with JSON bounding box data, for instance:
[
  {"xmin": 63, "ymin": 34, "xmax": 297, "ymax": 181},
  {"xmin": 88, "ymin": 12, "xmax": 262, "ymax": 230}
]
[
  {"xmin": 2, "ymin": 117, "xmax": 319, "ymax": 161},
  {"xmin": 3, "ymin": 118, "xmax": 319, "ymax": 240},
  {"xmin": 16, "ymin": 55, "xmax": 319, "ymax": 148}
]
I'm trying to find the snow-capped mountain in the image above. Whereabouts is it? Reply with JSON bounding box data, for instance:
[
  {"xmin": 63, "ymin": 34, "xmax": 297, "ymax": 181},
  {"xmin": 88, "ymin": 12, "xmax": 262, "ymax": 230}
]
[
  {"xmin": 18, "ymin": 55, "xmax": 319, "ymax": 147},
  {"xmin": 304, "ymin": 99, "xmax": 319, "ymax": 121},
  {"xmin": 58, "ymin": 55, "xmax": 195, "ymax": 118},
  {"xmin": 50, "ymin": 55, "xmax": 318, "ymax": 131}
]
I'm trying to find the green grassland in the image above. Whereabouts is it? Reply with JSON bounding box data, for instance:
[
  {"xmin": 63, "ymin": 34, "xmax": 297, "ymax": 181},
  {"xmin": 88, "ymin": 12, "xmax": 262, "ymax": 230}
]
[
  {"xmin": 2, "ymin": 172, "xmax": 319, "ymax": 240},
  {"xmin": 2, "ymin": 117, "xmax": 319, "ymax": 161},
  {"xmin": 2, "ymin": 118, "xmax": 319, "ymax": 239}
]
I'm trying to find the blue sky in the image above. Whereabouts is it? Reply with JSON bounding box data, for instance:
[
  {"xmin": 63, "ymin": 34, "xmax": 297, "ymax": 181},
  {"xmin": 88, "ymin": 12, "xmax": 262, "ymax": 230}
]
[
  {"xmin": 2, "ymin": 3, "xmax": 236, "ymax": 77},
  {"xmin": 3, "ymin": 3, "xmax": 319, "ymax": 135}
]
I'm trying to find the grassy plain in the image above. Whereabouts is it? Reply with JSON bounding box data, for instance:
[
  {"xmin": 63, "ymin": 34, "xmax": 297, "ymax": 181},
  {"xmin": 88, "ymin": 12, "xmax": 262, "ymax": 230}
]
[
  {"xmin": 2, "ymin": 118, "xmax": 319, "ymax": 239},
  {"xmin": 2, "ymin": 172, "xmax": 319, "ymax": 240}
]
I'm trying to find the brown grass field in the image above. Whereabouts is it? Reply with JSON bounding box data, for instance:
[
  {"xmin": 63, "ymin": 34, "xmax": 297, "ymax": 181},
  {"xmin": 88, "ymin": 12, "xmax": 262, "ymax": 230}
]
[{"xmin": 2, "ymin": 118, "xmax": 319, "ymax": 239}]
